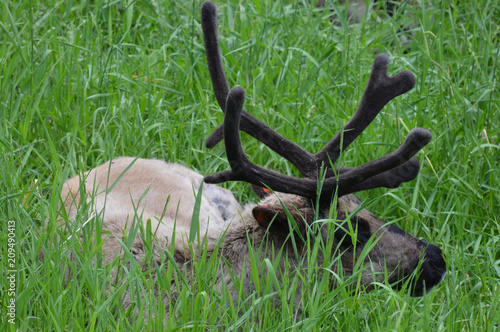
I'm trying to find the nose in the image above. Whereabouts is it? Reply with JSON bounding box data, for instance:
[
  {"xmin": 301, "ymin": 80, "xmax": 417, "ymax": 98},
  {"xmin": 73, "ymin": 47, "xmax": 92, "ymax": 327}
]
[{"xmin": 411, "ymin": 243, "xmax": 447, "ymax": 296}]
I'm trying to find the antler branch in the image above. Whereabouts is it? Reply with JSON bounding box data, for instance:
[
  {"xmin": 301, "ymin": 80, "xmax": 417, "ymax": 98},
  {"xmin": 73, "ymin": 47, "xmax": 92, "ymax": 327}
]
[
  {"xmin": 204, "ymin": 87, "xmax": 319, "ymax": 198},
  {"xmin": 201, "ymin": 1, "xmax": 316, "ymax": 175},
  {"xmin": 315, "ymin": 54, "xmax": 416, "ymax": 173}
]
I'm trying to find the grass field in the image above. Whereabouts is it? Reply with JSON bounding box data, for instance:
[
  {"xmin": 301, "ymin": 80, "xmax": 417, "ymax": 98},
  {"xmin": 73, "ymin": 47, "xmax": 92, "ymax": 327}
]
[{"xmin": 1, "ymin": 0, "xmax": 499, "ymax": 330}]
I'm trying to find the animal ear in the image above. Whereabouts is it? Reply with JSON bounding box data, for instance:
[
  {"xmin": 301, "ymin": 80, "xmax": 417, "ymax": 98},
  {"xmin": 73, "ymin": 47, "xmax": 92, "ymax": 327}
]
[
  {"xmin": 252, "ymin": 203, "xmax": 289, "ymax": 237},
  {"xmin": 252, "ymin": 203, "xmax": 311, "ymax": 242},
  {"xmin": 251, "ymin": 184, "xmax": 272, "ymax": 199}
]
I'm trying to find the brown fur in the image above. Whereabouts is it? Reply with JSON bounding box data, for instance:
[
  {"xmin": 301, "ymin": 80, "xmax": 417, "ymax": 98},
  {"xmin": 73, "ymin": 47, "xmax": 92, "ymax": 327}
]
[{"xmin": 44, "ymin": 156, "xmax": 446, "ymax": 316}]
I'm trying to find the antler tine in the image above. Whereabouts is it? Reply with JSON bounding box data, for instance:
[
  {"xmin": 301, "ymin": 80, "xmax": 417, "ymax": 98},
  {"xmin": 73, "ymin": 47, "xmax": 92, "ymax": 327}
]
[
  {"xmin": 201, "ymin": 1, "xmax": 315, "ymax": 175},
  {"xmin": 334, "ymin": 128, "xmax": 432, "ymax": 196},
  {"xmin": 201, "ymin": 1, "xmax": 230, "ymax": 113},
  {"xmin": 341, "ymin": 158, "xmax": 421, "ymax": 194},
  {"xmin": 204, "ymin": 86, "xmax": 320, "ymax": 198},
  {"xmin": 315, "ymin": 54, "xmax": 416, "ymax": 173}
]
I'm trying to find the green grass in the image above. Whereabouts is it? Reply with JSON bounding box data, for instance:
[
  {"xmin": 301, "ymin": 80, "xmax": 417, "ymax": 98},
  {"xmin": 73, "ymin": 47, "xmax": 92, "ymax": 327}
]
[{"xmin": 1, "ymin": 0, "xmax": 499, "ymax": 330}]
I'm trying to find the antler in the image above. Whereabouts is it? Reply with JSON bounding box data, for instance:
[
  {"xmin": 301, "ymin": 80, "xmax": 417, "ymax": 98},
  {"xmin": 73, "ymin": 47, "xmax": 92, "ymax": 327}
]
[
  {"xmin": 204, "ymin": 86, "xmax": 431, "ymax": 199},
  {"xmin": 201, "ymin": 1, "xmax": 314, "ymax": 175},
  {"xmin": 201, "ymin": 1, "xmax": 432, "ymax": 200}
]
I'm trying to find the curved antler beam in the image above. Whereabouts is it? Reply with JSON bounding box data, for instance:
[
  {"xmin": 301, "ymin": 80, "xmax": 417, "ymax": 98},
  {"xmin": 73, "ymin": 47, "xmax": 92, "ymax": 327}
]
[
  {"xmin": 201, "ymin": 1, "xmax": 316, "ymax": 176},
  {"xmin": 204, "ymin": 86, "xmax": 319, "ymax": 198}
]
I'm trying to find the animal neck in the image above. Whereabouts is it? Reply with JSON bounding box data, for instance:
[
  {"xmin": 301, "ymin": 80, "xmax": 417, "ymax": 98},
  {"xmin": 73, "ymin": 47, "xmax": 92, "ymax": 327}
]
[{"xmin": 218, "ymin": 207, "xmax": 303, "ymax": 271}]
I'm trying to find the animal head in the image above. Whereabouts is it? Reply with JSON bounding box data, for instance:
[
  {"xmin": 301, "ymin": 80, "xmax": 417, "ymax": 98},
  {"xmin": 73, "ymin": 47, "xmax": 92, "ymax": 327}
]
[
  {"xmin": 249, "ymin": 190, "xmax": 445, "ymax": 296},
  {"xmin": 200, "ymin": 1, "xmax": 446, "ymax": 296}
]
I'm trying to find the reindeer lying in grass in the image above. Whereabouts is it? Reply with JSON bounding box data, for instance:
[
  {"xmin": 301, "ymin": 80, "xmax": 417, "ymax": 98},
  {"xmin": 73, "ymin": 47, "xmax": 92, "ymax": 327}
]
[{"xmin": 45, "ymin": 0, "xmax": 446, "ymax": 317}]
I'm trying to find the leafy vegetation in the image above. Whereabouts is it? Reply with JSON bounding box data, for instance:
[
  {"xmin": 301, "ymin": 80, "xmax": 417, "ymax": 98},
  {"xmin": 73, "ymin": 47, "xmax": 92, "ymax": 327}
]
[{"xmin": 1, "ymin": 0, "xmax": 498, "ymax": 330}]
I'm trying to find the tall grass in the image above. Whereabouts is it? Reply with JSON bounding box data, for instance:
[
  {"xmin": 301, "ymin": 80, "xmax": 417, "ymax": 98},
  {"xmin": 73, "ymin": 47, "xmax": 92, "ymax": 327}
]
[{"xmin": 1, "ymin": 0, "xmax": 498, "ymax": 330}]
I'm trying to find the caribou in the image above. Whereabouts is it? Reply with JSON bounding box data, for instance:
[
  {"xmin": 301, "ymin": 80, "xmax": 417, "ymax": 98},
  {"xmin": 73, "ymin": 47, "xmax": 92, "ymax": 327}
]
[{"xmin": 46, "ymin": 0, "xmax": 446, "ymax": 315}]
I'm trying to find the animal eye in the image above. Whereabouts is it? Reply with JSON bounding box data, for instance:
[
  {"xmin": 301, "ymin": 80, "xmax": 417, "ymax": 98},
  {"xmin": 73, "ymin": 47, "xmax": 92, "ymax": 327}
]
[
  {"xmin": 334, "ymin": 216, "xmax": 371, "ymax": 248},
  {"xmin": 354, "ymin": 217, "xmax": 371, "ymax": 245}
]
